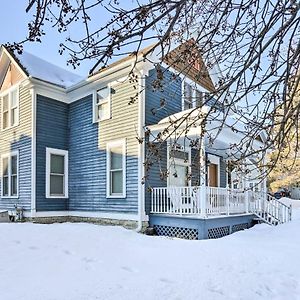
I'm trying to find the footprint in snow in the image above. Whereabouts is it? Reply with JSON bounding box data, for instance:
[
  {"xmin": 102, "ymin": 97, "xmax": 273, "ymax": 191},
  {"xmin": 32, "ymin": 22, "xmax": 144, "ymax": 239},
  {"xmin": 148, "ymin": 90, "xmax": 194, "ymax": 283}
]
[
  {"xmin": 28, "ymin": 246, "xmax": 38, "ymax": 250},
  {"xmin": 82, "ymin": 257, "xmax": 97, "ymax": 263},
  {"xmin": 121, "ymin": 266, "xmax": 138, "ymax": 273},
  {"xmin": 159, "ymin": 278, "xmax": 174, "ymax": 284}
]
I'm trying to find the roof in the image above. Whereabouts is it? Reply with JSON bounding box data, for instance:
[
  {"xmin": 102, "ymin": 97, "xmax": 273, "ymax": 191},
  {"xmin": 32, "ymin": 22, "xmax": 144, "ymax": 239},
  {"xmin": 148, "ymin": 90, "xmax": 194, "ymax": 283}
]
[
  {"xmin": 12, "ymin": 49, "xmax": 83, "ymax": 88},
  {"xmin": 89, "ymin": 44, "xmax": 155, "ymax": 77}
]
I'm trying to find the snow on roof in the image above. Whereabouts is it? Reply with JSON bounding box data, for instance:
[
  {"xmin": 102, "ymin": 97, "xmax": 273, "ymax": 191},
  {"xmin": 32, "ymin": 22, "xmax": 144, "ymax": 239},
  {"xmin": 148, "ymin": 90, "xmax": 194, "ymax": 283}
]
[{"xmin": 14, "ymin": 51, "xmax": 83, "ymax": 88}]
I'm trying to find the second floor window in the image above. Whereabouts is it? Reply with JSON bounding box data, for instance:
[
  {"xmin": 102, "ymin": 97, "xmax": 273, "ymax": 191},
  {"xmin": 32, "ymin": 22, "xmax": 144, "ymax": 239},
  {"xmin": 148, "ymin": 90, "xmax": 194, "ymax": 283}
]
[
  {"xmin": 93, "ymin": 86, "xmax": 111, "ymax": 122},
  {"xmin": 1, "ymin": 88, "xmax": 19, "ymax": 130},
  {"xmin": 182, "ymin": 81, "xmax": 211, "ymax": 111},
  {"xmin": 1, "ymin": 151, "xmax": 18, "ymax": 198}
]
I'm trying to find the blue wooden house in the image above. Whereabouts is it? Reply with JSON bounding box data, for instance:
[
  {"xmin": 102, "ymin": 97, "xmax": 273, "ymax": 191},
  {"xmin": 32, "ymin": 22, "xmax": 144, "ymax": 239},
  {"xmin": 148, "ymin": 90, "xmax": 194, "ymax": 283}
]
[{"xmin": 0, "ymin": 43, "xmax": 291, "ymax": 239}]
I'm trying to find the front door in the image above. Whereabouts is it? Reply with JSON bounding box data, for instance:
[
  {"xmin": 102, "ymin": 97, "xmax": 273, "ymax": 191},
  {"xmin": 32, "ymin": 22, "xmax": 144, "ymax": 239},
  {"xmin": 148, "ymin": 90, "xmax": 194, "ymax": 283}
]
[{"xmin": 208, "ymin": 163, "xmax": 218, "ymax": 187}]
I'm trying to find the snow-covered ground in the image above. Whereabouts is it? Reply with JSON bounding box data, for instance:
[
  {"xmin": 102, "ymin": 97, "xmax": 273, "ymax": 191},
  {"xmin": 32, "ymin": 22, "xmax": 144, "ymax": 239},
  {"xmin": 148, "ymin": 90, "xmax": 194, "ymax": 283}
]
[{"xmin": 0, "ymin": 201, "xmax": 300, "ymax": 300}]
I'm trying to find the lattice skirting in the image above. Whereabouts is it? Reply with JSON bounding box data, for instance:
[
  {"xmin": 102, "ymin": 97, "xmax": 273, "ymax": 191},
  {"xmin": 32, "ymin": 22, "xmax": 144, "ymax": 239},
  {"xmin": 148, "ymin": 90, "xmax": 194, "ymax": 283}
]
[
  {"xmin": 153, "ymin": 225, "xmax": 198, "ymax": 240},
  {"xmin": 208, "ymin": 226, "xmax": 230, "ymax": 239},
  {"xmin": 232, "ymin": 223, "xmax": 249, "ymax": 233}
]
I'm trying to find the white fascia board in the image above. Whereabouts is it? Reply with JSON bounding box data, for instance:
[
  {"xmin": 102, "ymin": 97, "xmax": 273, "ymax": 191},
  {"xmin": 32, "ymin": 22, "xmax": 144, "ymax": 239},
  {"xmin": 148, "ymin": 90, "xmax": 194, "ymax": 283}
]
[
  {"xmin": 67, "ymin": 61, "xmax": 149, "ymax": 103},
  {"xmin": 1, "ymin": 47, "xmax": 28, "ymax": 79},
  {"xmin": 29, "ymin": 78, "xmax": 69, "ymax": 103}
]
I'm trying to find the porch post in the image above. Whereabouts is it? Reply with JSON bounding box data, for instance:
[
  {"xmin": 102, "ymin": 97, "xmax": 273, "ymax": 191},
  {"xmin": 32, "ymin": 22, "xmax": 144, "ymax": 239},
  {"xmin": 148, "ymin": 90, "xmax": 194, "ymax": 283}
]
[{"xmin": 199, "ymin": 138, "xmax": 206, "ymax": 217}]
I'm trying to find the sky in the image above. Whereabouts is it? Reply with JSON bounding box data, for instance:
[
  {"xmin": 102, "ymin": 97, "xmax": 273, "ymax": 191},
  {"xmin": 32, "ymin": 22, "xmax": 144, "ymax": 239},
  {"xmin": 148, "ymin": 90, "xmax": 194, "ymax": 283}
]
[{"xmin": 0, "ymin": 1, "xmax": 96, "ymax": 77}]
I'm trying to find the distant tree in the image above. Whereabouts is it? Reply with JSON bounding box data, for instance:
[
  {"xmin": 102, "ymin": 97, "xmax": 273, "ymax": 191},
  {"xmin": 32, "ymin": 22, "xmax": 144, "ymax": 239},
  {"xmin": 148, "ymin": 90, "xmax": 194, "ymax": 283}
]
[
  {"xmin": 7, "ymin": 0, "xmax": 300, "ymax": 183},
  {"xmin": 269, "ymin": 77, "xmax": 300, "ymax": 191}
]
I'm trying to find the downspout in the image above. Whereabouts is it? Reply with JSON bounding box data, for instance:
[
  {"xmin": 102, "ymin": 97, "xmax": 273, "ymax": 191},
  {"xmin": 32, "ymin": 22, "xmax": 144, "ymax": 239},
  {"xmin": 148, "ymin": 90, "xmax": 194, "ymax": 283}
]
[
  {"xmin": 30, "ymin": 88, "xmax": 37, "ymax": 217},
  {"xmin": 136, "ymin": 67, "xmax": 146, "ymax": 232}
]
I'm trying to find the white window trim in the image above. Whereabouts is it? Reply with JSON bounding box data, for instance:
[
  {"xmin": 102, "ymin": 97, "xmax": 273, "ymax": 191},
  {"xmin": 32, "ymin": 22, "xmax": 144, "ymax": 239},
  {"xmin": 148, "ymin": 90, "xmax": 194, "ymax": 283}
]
[
  {"xmin": 93, "ymin": 84, "xmax": 112, "ymax": 123},
  {"xmin": 1, "ymin": 85, "xmax": 19, "ymax": 131},
  {"xmin": 167, "ymin": 143, "xmax": 192, "ymax": 188},
  {"xmin": 1, "ymin": 150, "xmax": 19, "ymax": 199},
  {"xmin": 106, "ymin": 139, "xmax": 126, "ymax": 199},
  {"xmin": 46, "ymin": 147, "xmax": 69, "ymax": 199},
  {"xmin": 181, "ymin": 80, "xmax": 210, "ymax": 111}
]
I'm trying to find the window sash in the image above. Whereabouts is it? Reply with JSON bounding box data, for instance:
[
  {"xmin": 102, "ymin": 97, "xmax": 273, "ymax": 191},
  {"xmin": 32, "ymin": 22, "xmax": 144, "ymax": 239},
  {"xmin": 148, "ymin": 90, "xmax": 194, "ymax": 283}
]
[
  {"xmin": 50, "ymin": 174, "xmax": 65, "ymax": 196},
  {"xmin": 1, "ymin": 153, "xmax": 18, "ymax": 197},
  {"xmin": 110, "ymin": 169, "xmax": 123, "ymax": 194},
  {"xmin": 46, "ymin": 148, "xmax": 68, "ymax": 198},
  {"xmin": 1, "ymin": 88, "xmax": 19, "ymax": 129},
  {"xmin": 50, "ymin": 154, "xmax": 66, "ymax": 196},
  {"xmin": 106, "ymin": 140, "xmax": 126, "ymax": 198},
  {"xmin": 94, "ymin": 87, "xmax": 110, "ymax": 122},
  {"xmin": 183, "ymin": 81, "xmax": 211, "ymax": 110}
]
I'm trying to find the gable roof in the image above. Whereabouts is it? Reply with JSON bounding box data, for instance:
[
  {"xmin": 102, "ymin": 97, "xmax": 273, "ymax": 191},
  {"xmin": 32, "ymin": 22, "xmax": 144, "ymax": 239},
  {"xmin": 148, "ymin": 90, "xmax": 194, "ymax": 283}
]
[
  {"xmin": 163, "ymin": 39, "xmax": 215, "ymax": 92},
  {"xmin": 90, "ymin": 40, "xmax": 215, "ymax": 92},
  {"xmin": 1, "ymin": 46, "xmax": 83, "ymax": 89}
]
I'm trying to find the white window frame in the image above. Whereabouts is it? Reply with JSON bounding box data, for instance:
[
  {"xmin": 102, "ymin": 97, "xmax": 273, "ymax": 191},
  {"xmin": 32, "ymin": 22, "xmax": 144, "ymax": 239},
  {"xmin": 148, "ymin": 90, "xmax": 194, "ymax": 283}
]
[
  {"xmin": 46, "ymin": 148, "xmax": 69, "ymax": 199},
  {"xmin": 106, "ymin": 139, "xmax": 126, "ymax": 198},
  {"xmin": 1, "ymin": 150, "xmax": 19, "ymax": 199},
  {"xmin": 1, "ymin": 86, "xmax": 19, "ymax": 130},
  {"xmin": 93, "ymin": 85, "xmax": 112, "ymax": 122},
  {"xmin": 181, "ymin": 79, "xmax": 210, "ymax": 111},
  {"xmin": 167, "ymin": 143, "xmax": 191, "ymax": 188}
]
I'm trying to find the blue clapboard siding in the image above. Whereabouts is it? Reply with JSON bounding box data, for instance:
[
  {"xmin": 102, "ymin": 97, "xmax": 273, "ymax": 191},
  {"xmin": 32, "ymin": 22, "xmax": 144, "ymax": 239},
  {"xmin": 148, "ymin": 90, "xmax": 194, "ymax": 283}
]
[
  {"xmin": 144, "ymin": 68, "xmax": 183, "ymax": 213},
  {"xmin": 68, "ymin": 79, "xmax": 139, "ymax": 213},
  {"xmin": 145, "ymin": 68, "xmax": 182, "ymax": 126},
  {"xmin": 35, "ymin": 95, "xmax": 69, "ymax": 211},
  {"xmin": 0, "ymin": 86, "xmax": 32, "ymax": 211}
]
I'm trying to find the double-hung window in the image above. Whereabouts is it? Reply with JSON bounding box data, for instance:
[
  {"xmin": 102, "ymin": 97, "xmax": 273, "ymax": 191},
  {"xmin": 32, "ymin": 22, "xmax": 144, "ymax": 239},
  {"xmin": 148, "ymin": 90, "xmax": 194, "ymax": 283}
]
[
  {"xmin": 1, "ymin": 88, "xmax": 19, "ymax": 130},
  {"xmin": 93, "ymin": 86, "xmax": 111, "ymax": 122},
  {"xmin": 182, "ymin": 81, "xmax": 211, "ymax": 111},
  {"xmin": 46, "ymin": 148, "xmax": 68, "ymax": 198},
  {"xmin": 1, "ymin": 151, "xmax": 18, "ymax": 198},
  {"xmin": 106, "ymin": 140, "xmax": 126, "ymax": 198}
]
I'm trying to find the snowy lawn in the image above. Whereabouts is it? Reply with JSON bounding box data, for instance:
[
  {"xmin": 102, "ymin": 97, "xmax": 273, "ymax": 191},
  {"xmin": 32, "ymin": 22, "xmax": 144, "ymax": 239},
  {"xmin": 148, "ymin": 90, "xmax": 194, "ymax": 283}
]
[{"xmin": 0, "ymin": 202, "xmax": 300, "ymax": 300}]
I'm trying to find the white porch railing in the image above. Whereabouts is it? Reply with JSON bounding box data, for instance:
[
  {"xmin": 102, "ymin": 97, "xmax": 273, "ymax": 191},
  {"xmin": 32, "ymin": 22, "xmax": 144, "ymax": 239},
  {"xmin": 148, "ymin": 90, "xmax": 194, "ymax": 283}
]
[{"xmin": 151, "ymin": 186, "xmax": 292, "ymax": 224}]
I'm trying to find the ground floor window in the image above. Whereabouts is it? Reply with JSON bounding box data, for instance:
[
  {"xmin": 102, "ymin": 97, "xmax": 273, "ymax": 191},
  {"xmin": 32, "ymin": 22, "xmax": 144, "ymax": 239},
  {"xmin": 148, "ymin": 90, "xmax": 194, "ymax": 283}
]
[
  {"xmin": 46, "ymin": 148, "xmax": 68, "ymax": 198},
  {"xmin": 106, "ymin": 139, "xmax": 126, "ymax": 198},
  {"xmin": 1, "ymin": 151, "xmax": 18, "ymax": 197}
]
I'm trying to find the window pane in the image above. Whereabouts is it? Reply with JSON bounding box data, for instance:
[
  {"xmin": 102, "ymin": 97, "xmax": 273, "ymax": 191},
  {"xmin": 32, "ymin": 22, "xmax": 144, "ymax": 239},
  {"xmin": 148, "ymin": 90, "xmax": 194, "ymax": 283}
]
[
  {"xmin": 3, "ymin": 176, "xmax": 8, "ymax": 196},
  {"xmin": 195, "ymin": 90, "xmax": 202, "ymax": 107},
  {"xmin": 50, "ymin": 175, "xmax": 64, "ymax": 195},
  {"xmin": 11, "ymin": 90, "xmax": 18, "ymax": 107},
  {"xmin": 3, "ymin": 95, "xmax": 8, "ymax": 111},
  {"xmin": 97, "ymin": 102, "xmax": 109, "ymax": 120},
  {"xmin": 11, "ymin": 155, "xmax": 17, "ymax": 175},
  {"xmin": 97, "ymin": 87, "xmax": 109, "ymax": 103},
  {"xmin": 3, "ymin": 111, "xmax": 8, "ymax": 129},
  {"xmin": 2, "ymin": 157, "xmax": 8, "ymax": 175},
  {"xmin": 110, "ymin": 147, "xmax": 122, "ymax": 170},
  {"xmin": 11, "ymin": 107, "xmax": 18, "ymax": 126},
  {"xmin": 11, "ymin": 175, "xmax": 17, "ymax": 196},
  {"xmin": 111, "ymin": 170, "xmax": 123, "ymax": 194},
  {"xmin": 50, "ymin": 154, "xmax": 64, "ymax": 174}
]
